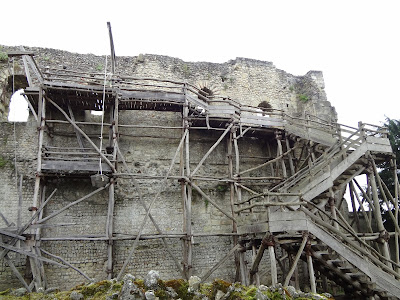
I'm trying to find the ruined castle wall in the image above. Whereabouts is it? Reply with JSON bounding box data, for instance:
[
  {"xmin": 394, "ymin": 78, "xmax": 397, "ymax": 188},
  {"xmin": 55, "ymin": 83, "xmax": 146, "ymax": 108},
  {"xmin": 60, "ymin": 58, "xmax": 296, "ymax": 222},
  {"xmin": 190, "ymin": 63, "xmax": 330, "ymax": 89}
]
[
  {"xmin": 1, "ymin": 45, "xmax": 337, "ymax": 123},
  {"xmin": 0, "ymin": 45, "xmax": 335, "ymax": 290}
]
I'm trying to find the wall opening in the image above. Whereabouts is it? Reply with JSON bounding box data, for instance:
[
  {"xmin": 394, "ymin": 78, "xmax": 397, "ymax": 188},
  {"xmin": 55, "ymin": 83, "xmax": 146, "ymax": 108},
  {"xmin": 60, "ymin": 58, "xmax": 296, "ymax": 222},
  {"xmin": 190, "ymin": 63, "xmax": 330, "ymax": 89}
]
[
  {"xmin": 8, "ymin": 89, "xmax": 29, "ymax": 122},
  {"xmin": 91, "ymin": 110, "xmax": 104, "ymax": 116}
]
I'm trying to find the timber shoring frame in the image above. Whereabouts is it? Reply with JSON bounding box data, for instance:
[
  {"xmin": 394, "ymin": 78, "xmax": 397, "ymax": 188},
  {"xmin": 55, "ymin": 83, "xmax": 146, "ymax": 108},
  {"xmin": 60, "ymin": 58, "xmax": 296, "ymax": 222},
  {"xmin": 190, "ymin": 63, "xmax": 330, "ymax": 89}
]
[{"xmin": 1, "ymin": 53, "xmax": 400, "ymax": 299}]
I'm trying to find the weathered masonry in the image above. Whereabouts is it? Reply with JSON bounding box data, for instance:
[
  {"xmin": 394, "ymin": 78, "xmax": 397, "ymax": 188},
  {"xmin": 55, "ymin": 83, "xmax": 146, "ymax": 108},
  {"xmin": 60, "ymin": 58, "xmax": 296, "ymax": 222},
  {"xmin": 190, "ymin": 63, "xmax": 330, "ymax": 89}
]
[{"xmin": 0, "ymin": 44, "xmax": 400, "ymax": 299}]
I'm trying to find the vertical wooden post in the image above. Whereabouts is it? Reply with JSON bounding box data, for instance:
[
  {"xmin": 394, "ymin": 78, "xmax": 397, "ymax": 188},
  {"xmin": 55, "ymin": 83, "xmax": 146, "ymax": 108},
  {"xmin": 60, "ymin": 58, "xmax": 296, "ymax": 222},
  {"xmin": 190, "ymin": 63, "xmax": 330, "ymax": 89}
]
[
  {"xmin": 307, "ymin": 253, "xmax": 316, "ymax": 293},
  {"xmin": 268, "ymin": 243, "xmax": 278, "ymax": 287},
  {"xmin": 29, "ymin": 87, "xmax": 46, "ymax": 291},
  {"xmin": 239, "ymin": 243, "xmax": 249, "ymax": 286},
  {"xmin": 32, "ymin": 88, "xmax": 45, "ymax": 211},
  {"xmin": 329, "ymin": 189, "xmax": 339, "ymax": 230},
  {"xmin": 17, "ymin": 175, "xmax": 23, "ymax": 230},
  {"xmin": 285, "ymin": 137, "xmax": 295, "ymax": 176},
  {"xmin": 349, "ymin": 183, "xmax": 361, "ymax": 232},
  {"xmin": 394, "ymin": 159, "xmax": 399, "ymax": 274},
  {"xmin": 228, "ymin": 128, "xmax": 240, "ymax": 281},
  {"xmin": 249, "ymin": 242, "xmax": 261, "ymax": 286},
  {"xmin": 106, "ymin": 95, "xmax": 119, "ymax": 279},
  {"xmin": 266, "ymin": 143, "xmax": 276, "ymax": 176},
  {"xmin": 184, "ymin": 131, "xmax": 193, "ymax": 278},
  {"xmin": 369, "ymin": 171, "xmax": 392, "ymax": 265},
  {"xmin": 284, "ymin": 233, "xmax": 308, "ymax": 287},
  {"xmin": 67, "ymin": 104, "xmax": 85, "ymax": 150},
  {"xmin": 275, "ymin": 130, "xmax": 287, "ymax": 178},
  {"xmin": 34, "ymin": 183, "xmax": 47, "ymax": 289},
  {"xmin": 182, "ymin": 83, "xmax": 192, "ymax": 278},
  {"xmin": 350, "ymin": 181, "xmax": 374, "ymax": 233},
  {"xmin": 321, "ymin": 274, "xmax": 328, "ymax": 292},
  {"xmin": 306, "ymin": 242, "xmax": 316, "ymax": 293},
  {"xmin": 233, "ymin": 131, "xmax": 247, "ymax": 283},
  {"xmin": 106, "ymin": 182, "xmax": 115, "ymax": 280}
]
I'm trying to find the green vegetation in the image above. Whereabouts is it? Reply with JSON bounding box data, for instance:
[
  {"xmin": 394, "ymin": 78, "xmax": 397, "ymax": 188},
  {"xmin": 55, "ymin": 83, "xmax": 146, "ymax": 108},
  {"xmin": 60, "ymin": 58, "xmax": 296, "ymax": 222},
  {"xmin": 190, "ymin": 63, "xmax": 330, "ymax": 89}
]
[
  {"xmin": 0, "ymin": 156, "xmax": 9, "ymax": 168},
  {"xmin": 378, "ymin": 117, "xmax": 400, "ymax": 229},
  {"xmin": 298, "ymin": 94, "xmax": 309, "ymax": 102},
  {"xmin": 0, "ymin": 278, "xmax": 333, "ymax": 299},
  {"xmin": 216, "ymin": 184, "xmax": 228, "ymax": 193},
  {"xmin": 96, "ymin": 64, "xmax": 104, "ymax": 71},
  {"xmin": 0, "ymin": 47, "xmax": 8, "ymax": 62},
  {"xmin": 182, "ymin": 64, "xmax": 190, "ymax": 77}
]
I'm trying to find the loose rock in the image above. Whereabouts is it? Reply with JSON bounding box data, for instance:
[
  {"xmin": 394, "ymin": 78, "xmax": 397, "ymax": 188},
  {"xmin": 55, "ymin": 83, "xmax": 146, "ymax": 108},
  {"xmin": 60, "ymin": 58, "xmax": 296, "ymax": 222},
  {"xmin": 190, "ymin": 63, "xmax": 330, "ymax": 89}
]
[
  {"xmin": 215, "ymin": 290, "xmax": 225, "ymax": 300},
  {"xmin": 145, "ymin": 270, "xmax": 160, "ymax": 289},
  {"xmin": 188, "ymin": 276, "xmax": 201, "ymax": 293},
  {"xmin": 119, "ymin": 275, "xmax": 144, "ymax": 300},
  {"xmin": 70, "ymin": 290, "xmax": 84, "ymax": 300},
  {"xmin": 166, "ymin": 286, "xmax": 178, "ymax": 298},
  {"xmin": 145, "ymin": 290, "xmax": 156, "ymax": 300},
  {"xmin": 12, "ymin": 288, "xmax": 27, "ymax": 297}
]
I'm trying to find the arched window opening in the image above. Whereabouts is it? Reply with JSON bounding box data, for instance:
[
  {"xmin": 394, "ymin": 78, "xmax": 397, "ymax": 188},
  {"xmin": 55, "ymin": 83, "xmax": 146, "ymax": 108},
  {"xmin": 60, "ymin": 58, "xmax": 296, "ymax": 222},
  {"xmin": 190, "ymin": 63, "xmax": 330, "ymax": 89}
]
[
  {"xmin": 198, "ymin": 86, "xmax": 214, "ymax": 99},
  {"xmin": 258, "ymin": 101, "xmax": 272, "ymax": 111},
  {"xmin": 8, "ymin": 89, "xmax": 29, "ymax": 122}
]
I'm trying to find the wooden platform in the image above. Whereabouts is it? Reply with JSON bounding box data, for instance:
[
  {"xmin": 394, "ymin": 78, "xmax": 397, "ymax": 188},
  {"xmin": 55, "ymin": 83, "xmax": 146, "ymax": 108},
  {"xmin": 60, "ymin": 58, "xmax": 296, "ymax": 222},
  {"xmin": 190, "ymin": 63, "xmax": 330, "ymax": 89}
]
[{"xmin": 41, "ymin": 159, "xmax": 112, "ymax": 175}]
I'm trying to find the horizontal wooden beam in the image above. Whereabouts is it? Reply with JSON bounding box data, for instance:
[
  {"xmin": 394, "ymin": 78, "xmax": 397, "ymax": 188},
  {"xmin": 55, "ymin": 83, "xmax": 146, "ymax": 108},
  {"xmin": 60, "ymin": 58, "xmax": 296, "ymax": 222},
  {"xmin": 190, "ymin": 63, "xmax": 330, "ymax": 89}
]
[{"xmin": 6, "ymin": 50, "xmax": 35, "ymax": 57}]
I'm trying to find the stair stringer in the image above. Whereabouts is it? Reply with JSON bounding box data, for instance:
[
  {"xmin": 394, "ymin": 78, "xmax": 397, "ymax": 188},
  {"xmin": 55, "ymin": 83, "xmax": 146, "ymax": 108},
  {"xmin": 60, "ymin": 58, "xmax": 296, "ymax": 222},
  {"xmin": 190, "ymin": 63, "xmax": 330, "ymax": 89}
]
[
  {"xmin": 287, "ymin": 138, "xmax": 392, "ymax": 202},
  {"xmin": 307, "ymin": 222, "xmax": 400, "ymax": 298},
  {"xmin": 268, "ymin": 213, "xmax": 400, "ymax": 298}
]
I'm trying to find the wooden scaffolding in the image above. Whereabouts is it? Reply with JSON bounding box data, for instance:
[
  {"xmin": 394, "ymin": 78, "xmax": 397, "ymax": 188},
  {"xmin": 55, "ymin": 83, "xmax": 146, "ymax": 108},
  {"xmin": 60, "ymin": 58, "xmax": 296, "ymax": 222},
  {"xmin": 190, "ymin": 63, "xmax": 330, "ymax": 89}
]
[{"xmin": 1, "ymin": 46, "xmax": 400, "ymax": 299}]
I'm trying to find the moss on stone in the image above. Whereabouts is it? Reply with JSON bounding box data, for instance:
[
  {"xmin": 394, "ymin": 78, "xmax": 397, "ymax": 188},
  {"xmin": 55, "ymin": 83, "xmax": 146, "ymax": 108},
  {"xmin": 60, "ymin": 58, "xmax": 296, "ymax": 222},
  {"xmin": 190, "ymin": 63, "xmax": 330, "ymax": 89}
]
[
  {"xmin": 164, "ymin": 279, "xmax": 192, "ymax": 300},
  {"xmin": 0, "ymin": 155, "xmax": 8, "ymax": 168},
  {"xmin": 0, "ymin": 279, "xmax": 333, "ymax": 300}
]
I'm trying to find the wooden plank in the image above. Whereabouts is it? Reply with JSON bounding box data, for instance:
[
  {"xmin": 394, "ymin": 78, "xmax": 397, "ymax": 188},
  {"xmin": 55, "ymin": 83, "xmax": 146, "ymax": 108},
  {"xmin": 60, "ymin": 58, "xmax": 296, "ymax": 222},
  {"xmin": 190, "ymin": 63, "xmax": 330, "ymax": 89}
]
[
  {"xmin": 237, "ymin": 223, "xmax": 268, "ymax": 235},
  {"xmin": 269, "ymin": 219, "xmax": 308, "ymax": 233},
  {"xmin": 43, "ymin": 80, "xmax": 111, "ymax": 92},
  {"xmin": 41, "ymin": 160, "xmax": 112, "ymax": 173},
  {"xmin": 119, "ymin": 90, "xmax": 185, "ymax": 102},
  {"xmin": 6, "ymin": 50, "xmax": 35, "ymax": 57},
  {"xmin": 366, "ymin": 143, "xmax": 393, "ymax": 153},
  {"xmin": 269, "ymin": 211, "xmax": 306, "ymax": 222},
  {"xmin": 366, "ymin": 136, "xmax": 391, "ymax": 146}
]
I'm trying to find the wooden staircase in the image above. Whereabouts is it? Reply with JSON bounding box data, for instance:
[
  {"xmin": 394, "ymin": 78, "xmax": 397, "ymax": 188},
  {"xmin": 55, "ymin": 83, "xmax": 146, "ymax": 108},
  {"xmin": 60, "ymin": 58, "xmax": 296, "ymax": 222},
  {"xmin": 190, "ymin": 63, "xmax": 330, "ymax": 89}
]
[
  {"xmin": 272, "ymin": 123, "xmax": 392, "ymax": 202},
  {"xmin": 236, "ymin": 123, "xmax": 399, "ymax": 298},
  {"xmin": 265, "ymin": 211, "xmax": 400, "ymax": 298},
  {"xmin": 273, "ymin": 124, "xmax": 399, "ymax": 298}
]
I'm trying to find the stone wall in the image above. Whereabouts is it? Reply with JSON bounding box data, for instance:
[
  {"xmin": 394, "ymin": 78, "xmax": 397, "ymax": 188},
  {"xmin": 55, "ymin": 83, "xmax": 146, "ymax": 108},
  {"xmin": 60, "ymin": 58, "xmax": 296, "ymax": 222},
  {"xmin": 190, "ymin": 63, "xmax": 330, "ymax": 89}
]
[
  {"xmin": 0, "ymin": 45, "xmax": 337, "ymax": 123},
  {"xmin": 0, "ymin": 45, "xmax": 336, "ymax": 290}
]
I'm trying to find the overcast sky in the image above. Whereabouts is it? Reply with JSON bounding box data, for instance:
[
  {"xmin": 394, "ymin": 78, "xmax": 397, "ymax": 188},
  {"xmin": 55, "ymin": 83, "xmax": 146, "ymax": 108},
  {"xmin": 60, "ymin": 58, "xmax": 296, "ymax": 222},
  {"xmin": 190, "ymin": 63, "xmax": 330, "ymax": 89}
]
[{"xmin": 2, "ymin": 0, "xmax": 399, "ymax": 126}]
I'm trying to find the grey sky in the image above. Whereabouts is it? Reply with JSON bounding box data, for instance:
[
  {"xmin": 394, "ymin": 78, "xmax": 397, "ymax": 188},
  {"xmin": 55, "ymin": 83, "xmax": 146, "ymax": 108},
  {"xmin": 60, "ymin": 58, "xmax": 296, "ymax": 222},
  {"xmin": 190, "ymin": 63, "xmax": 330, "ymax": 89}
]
[{"xmin": 2, "ymin": 0, "xmax": 399, "ymax": 126}]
